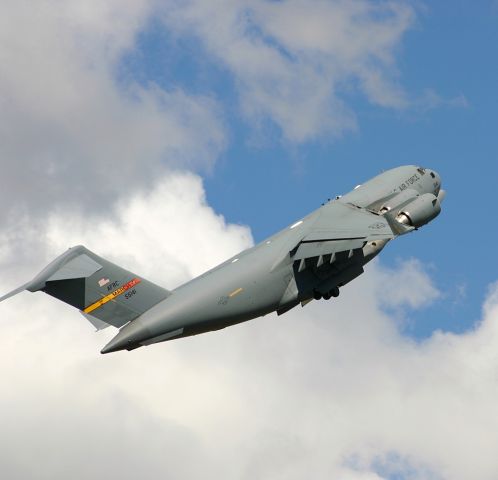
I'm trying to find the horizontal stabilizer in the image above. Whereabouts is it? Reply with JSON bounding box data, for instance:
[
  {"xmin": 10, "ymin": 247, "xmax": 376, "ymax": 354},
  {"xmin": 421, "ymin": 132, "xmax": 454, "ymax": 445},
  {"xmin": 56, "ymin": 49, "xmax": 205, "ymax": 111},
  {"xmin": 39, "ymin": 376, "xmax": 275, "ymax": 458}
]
[
  {"xmin": 0, "ymin": 283, "xmax": 32, "ymax": 303},
  {"xmin": 0, "ymin": 245, "xmax": 171, "ymax": 330}
]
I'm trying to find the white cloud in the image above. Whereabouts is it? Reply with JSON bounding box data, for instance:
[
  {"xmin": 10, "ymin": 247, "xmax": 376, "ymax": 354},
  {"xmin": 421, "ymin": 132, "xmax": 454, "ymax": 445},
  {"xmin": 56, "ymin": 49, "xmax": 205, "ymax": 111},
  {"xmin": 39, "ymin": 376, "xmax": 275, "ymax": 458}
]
[
  {"xmin": 162, "ymin": 0, "xmax": 415, "ymax": 142},
  {"xmin": 44, "ymin": 171, "xmax": 253, "ymax": 287},
  {"xmin": 0, "ymin": 0, "xmax": 226, "ymax": 218},
  {"xmin": 376, "ymin": 258, "xmax": 441, "ymax": 309},
  {"xmin": 418, "ymin": 89, "xmax": 470, "ymax": 112},
  {"xmin": 0, "ymin": 184, "xmax": 497, "ymax": 480}
]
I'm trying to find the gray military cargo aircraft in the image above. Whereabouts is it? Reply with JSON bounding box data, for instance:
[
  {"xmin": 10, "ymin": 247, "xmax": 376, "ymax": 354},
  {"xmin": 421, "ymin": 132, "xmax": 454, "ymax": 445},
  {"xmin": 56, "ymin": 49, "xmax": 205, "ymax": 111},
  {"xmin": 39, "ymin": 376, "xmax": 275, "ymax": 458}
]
[{"xmin": 0, "ymin": 165, "xmax": 444, "ymax": 354}]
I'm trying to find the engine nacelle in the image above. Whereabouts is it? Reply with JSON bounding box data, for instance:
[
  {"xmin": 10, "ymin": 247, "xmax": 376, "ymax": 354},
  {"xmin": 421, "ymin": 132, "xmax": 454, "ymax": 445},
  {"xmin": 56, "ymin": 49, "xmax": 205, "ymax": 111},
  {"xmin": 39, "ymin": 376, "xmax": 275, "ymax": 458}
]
[
  {"xmin": 379, "ymin": 188, "xmax": 419, "ymax": 213},
  {"xmin": 395, "ymin": 193, "xmax": 441, "ymax": 228}
]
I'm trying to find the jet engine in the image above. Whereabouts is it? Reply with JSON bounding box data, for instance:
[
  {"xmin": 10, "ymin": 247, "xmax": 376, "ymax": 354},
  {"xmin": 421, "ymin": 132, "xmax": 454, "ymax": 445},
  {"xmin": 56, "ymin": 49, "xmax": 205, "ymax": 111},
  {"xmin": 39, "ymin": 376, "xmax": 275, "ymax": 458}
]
[{"xmin": 394, "ymin": 193, "xmax": 442, "ymax": 228}]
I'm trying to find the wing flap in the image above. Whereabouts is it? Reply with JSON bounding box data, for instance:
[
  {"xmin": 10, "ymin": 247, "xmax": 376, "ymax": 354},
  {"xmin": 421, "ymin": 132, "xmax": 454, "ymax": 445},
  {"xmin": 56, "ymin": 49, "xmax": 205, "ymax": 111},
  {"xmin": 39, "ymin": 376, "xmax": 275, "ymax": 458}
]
[{"xmin": 293, "ymin": 239, "xmax": 365, "ymax": 261}]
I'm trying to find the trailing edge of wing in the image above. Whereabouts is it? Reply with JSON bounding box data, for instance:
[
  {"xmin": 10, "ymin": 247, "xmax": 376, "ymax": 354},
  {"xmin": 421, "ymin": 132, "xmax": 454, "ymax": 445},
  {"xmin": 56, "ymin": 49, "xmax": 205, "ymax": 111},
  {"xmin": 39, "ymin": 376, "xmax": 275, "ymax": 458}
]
[{"xmin": 293, "ymin": 239, "xmax": 365, "ymax": 261}]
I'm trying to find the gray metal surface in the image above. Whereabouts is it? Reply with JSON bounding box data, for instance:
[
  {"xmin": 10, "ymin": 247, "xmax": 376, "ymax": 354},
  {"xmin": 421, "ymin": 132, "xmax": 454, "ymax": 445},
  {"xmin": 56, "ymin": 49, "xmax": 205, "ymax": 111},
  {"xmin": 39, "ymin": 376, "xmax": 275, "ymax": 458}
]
[{"xmin": 0, "ymin": 165, "xmax": 445, "ymax": 354}]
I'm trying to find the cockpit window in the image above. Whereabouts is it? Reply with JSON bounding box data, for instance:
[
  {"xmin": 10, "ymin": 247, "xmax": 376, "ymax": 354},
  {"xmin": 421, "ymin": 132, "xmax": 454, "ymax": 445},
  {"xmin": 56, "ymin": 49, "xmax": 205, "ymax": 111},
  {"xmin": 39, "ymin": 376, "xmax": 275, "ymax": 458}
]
[
  {"xmin": 430, "ymin": 172, "xmax": 435, "ymax": 178},
  {"xmin": 417, "ymin": 167, "xmax": 426, "ymax": 175}
]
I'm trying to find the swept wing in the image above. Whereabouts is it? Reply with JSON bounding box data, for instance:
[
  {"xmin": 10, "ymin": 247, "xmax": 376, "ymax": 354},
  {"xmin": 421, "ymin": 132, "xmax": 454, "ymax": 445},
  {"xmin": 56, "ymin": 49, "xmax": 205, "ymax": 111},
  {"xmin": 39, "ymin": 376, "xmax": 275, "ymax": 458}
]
[{"xmin": 292, "ymin": 201, "xmax": 403, "ymax": 262}]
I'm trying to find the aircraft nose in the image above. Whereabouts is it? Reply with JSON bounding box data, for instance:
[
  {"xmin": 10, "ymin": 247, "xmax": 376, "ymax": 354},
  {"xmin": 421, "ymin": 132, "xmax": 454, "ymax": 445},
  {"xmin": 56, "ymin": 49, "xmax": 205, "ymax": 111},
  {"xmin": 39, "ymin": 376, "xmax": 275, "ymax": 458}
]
[{"xmin": 428, "ymin": 169, "xmax": 441, "ymax": 195}]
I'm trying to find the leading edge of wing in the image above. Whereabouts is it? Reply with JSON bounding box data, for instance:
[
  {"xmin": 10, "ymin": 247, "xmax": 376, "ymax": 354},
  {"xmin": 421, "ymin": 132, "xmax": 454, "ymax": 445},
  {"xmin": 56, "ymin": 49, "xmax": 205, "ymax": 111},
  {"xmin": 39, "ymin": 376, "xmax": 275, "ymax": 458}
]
[
  {"xmin": 290, "ymin": 201, "xmax": 412, "ymax": 261},
  {"xmin": 291, "ymin": 201, "xmax": 397, "ymax": 260},
  {"xmin": 303, "ymin": 201, "xmax": 396, "ymax": 242}
]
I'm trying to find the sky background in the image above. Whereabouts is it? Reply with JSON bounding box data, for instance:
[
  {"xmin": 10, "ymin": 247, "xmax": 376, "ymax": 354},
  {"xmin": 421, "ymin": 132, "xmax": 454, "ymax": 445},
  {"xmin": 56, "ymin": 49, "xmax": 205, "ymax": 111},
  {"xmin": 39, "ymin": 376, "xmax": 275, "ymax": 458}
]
[{"xmin": 0, "ymin": 1, "xmax": 497, "ymax": 479}]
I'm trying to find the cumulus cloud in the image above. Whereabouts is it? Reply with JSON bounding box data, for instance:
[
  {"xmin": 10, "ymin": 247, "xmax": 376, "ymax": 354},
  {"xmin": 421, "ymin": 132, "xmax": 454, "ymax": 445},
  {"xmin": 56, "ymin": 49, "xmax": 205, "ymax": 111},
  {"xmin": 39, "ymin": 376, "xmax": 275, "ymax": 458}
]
[
  {"xmin": 0, "ymin": 0, "xmax": 226, "ymax": 219},
  {"xmin": 162, "ymin": 0, "xmax": 415, "ymax": 142},
  {"xmin": 44, "ymin": 171, "xmax": 253, "ymax": 287},
  {"xmin": 376, "ymin": 258, "xmax": 441, "ymax": 309},
  {"xmin": 0, "ymin": 174, "xmax": 253, "ymax": 478},
  {"xmin": 0, "ymin": 0, "xmax": 435, "ymax": 228},
  {"xmin": 0, "ymin": 186, "xmax": 497, "ymax": 480}
]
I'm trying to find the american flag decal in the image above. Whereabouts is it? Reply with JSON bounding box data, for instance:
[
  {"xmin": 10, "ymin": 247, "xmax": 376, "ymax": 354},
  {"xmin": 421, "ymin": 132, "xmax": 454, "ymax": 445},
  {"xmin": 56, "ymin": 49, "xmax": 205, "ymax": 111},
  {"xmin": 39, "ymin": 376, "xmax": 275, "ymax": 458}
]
[{"xmin": 98, "ymin": 278, "xmax": 110, "ymax": 287}]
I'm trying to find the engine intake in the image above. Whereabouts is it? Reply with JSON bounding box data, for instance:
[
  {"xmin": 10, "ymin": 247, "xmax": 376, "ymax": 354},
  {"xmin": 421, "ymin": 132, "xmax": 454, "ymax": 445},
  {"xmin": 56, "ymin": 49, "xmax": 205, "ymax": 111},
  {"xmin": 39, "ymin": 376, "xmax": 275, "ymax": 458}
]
[{"xmin": 395, "ymin": 193, "xmax": 441, "ymax": 228}]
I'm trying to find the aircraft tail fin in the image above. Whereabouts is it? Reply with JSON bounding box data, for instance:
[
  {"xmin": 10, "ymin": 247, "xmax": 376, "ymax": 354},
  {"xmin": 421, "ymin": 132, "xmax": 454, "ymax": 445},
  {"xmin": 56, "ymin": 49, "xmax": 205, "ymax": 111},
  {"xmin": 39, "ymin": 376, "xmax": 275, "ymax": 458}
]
[{"xmin": 0, "ymin": 245, "xmax": 171, "ymax": 330}]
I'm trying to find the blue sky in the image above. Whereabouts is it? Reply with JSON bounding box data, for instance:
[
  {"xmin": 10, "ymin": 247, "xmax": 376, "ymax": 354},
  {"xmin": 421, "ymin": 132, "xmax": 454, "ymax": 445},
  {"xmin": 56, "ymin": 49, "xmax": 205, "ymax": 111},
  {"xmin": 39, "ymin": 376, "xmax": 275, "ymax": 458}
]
[{"xmin": 119, "ymin": 2, "xmax": 498, "ymax": 338}]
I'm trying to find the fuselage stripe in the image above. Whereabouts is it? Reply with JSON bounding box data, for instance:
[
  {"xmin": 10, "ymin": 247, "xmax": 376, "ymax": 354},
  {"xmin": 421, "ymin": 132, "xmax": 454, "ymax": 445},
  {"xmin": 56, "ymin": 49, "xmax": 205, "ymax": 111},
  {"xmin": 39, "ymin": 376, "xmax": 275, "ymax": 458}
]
[
  {"xmin": 83, "ymin": 278, "xmax": 141, "ymax": 314},
  {"xmin": 229, "ymin": 287, "xmax": 243, "ymax": 298}
]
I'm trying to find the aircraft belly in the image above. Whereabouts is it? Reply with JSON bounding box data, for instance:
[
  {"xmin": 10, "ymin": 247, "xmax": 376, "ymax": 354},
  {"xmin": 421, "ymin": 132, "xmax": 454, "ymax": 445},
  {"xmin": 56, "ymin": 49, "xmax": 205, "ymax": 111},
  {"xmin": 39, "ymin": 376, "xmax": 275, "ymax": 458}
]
[
  {"xmin": 142, "ymin": 239, "xmax": 380, "ymax": 344},
  {"xmin": 136, "ymin": 248, "xmax": 290, "ymax": 342}
]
